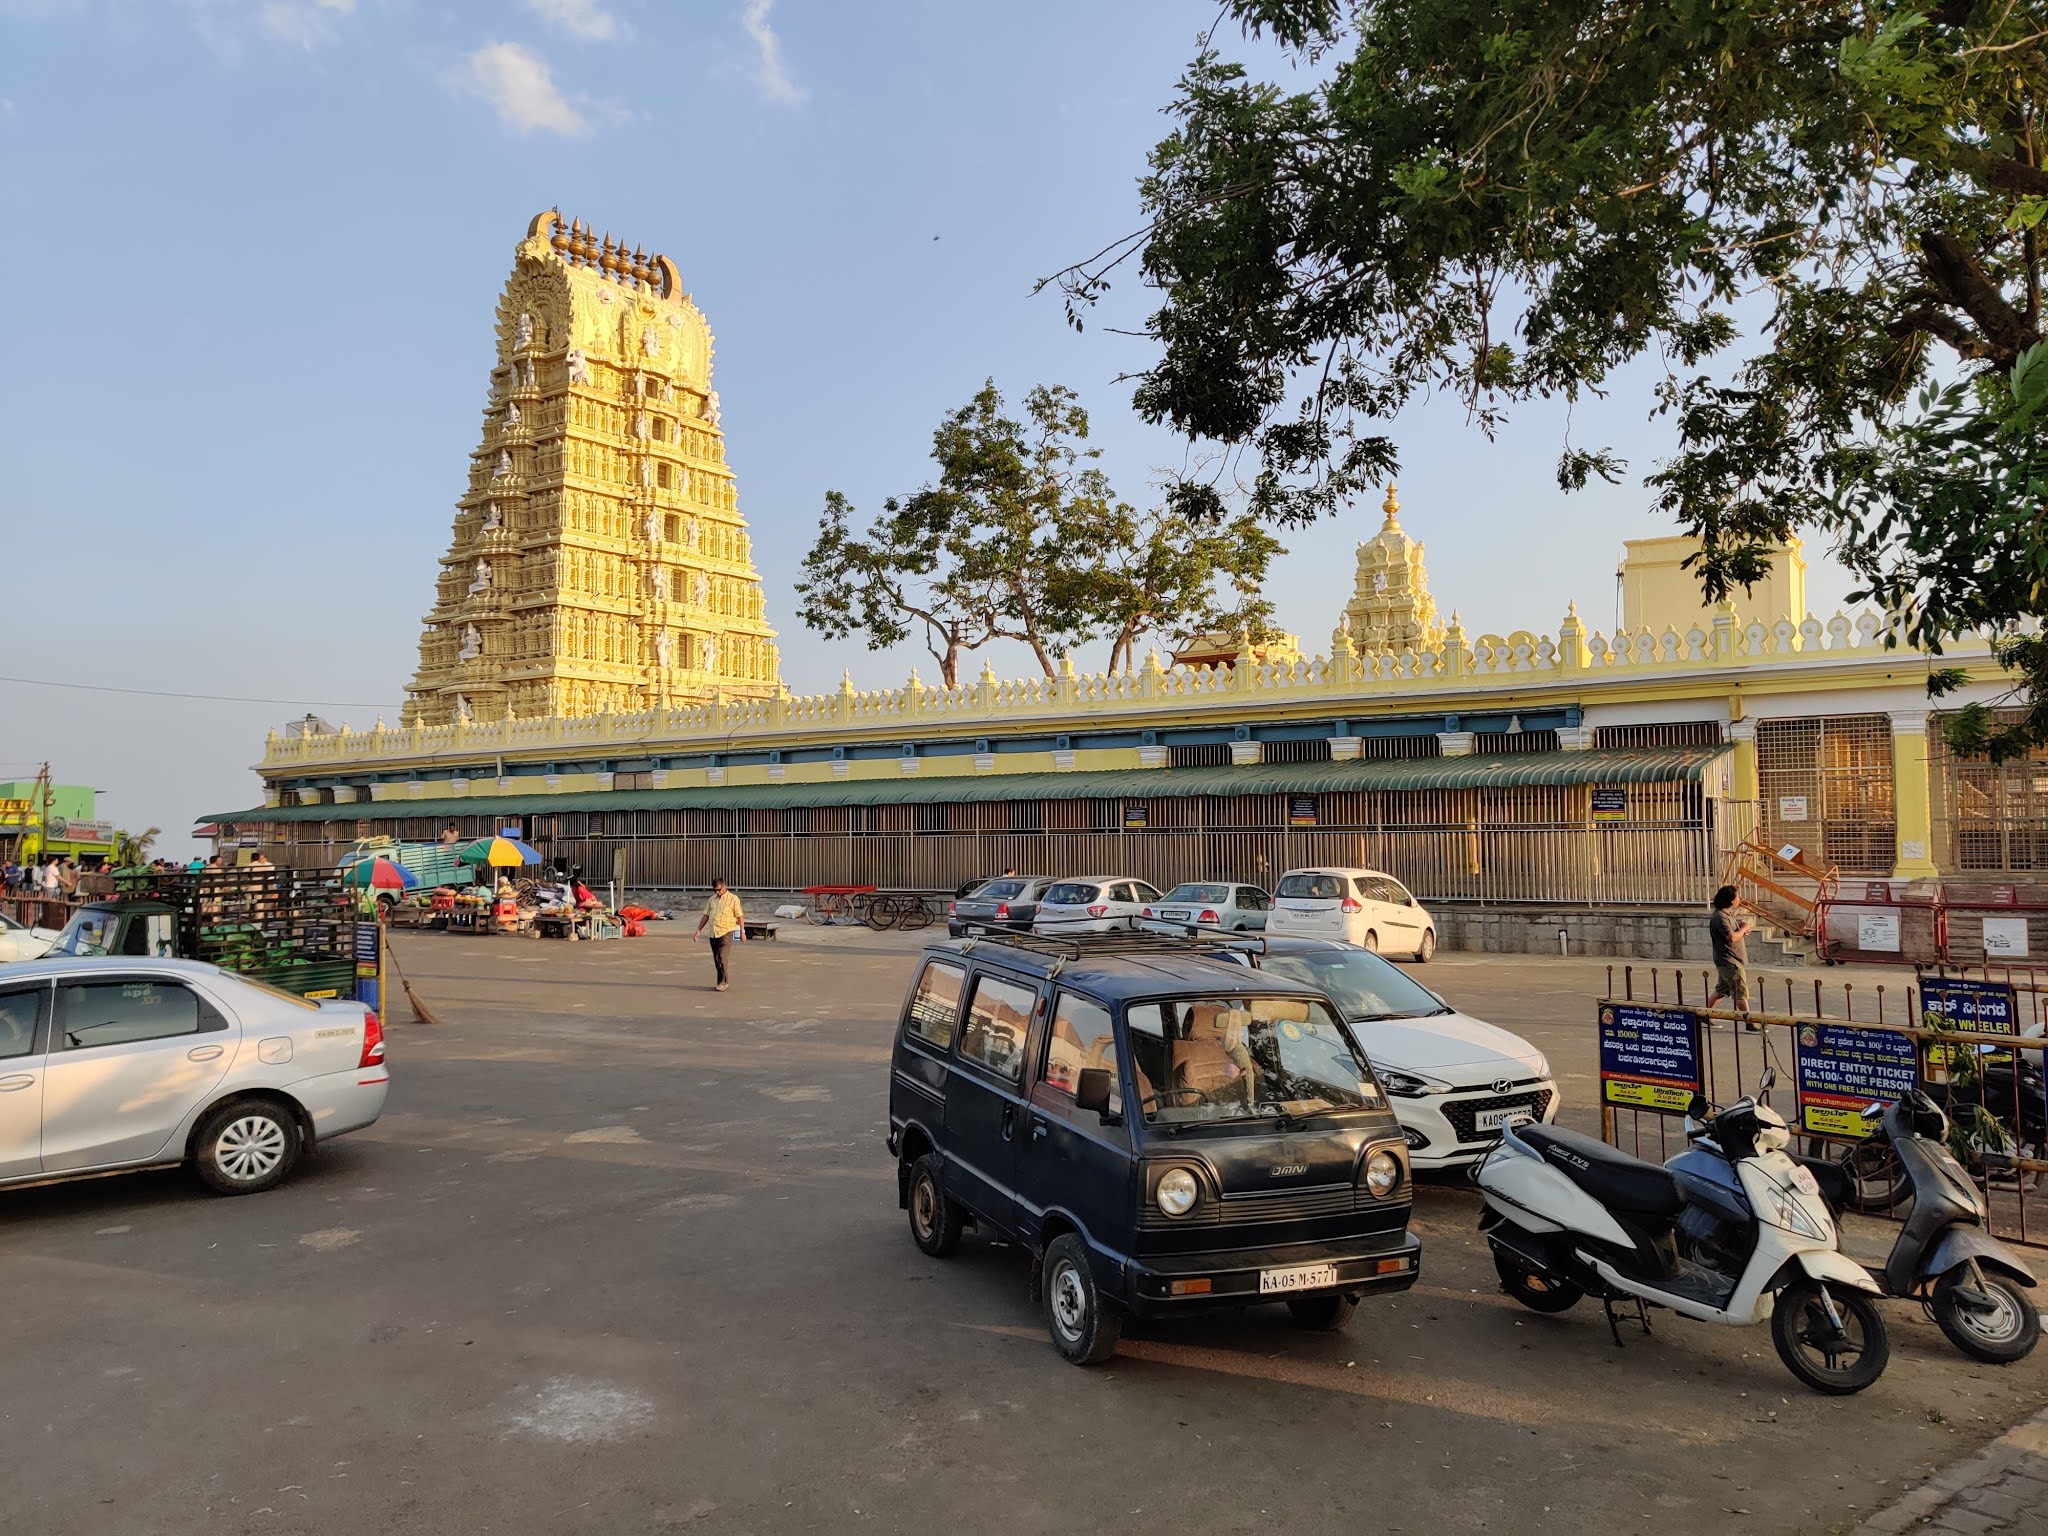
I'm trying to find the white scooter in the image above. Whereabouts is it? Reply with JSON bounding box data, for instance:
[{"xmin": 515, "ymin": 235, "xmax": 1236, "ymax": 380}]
[{"xmin": 1476, "ymin": 1073, "xmax": 1891, "ymax": 1394}]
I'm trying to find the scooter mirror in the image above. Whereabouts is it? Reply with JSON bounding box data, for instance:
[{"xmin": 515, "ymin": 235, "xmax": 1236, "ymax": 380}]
[
  {"xmin": 1758, "ymin": 1066, "xmax": 1776, "ymax": 1093},
  {"xmin": 1686, "ymin": 1092, "xmax": 1710, "ymax": 1120},
  {"xmin": 1861, "ymin": 1101, "xmax": 1884, "ymax": 1121}
]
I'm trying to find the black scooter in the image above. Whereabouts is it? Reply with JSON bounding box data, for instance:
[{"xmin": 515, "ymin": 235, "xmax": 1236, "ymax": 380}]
[{"xmin": 1842, "ymin": 1092, "xmax": 2040, "ymax": 1364}]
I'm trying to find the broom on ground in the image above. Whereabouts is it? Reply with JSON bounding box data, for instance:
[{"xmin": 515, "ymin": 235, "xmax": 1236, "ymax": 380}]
[{"xmin": 379, "ymin": 913, "xmax": 441, "ymax": 1026}]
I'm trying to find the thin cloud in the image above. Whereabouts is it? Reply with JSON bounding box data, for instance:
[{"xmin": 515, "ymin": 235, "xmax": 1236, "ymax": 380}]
[
  {"xmin": 170, "ymin": 0, "xmax": 354, "ymax": 56},
  {"xmin": 740, "ymin": 0, "xmax": 805, "ymax": 107},
  {"xmin": 521, "ymin": 0, "xmax": 618, "ymax": 42},
  {"xmin": 459, "ymin": 41, "xmax": 588, "ymax": 137},
  {"xmin": 258, "ymin": 0, "xmax": 354, "ymax": 49}
]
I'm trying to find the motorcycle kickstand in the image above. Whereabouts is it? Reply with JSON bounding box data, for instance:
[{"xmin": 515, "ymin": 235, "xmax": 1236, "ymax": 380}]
[{"xmin": 1603, "ymin": 1296, "xmax": 1652, "ymax": 1347}]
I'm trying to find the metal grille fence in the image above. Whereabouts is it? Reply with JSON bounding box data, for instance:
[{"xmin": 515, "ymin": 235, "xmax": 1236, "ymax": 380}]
[
  {"xmin": 1757, "ymin": 713, "xmax": 1896, "ymax": 874},
  {"xmin": 1932, "ymin": 712, "xmax": 2048, "ymax": 874}
]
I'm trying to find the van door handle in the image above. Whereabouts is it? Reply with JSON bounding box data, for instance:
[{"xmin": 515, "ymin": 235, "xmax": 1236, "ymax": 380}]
[
  {"xmin": 1030, "ymin": 1118, "xmax": 1050, "ymax": 1141},
  {"xmin": 1001, "ymin": 1105, "xmax": 1016, "ymax": 1141},
  {"xmin": 0, "ymin": 1074, "xmax": 33, "ymax": 1092},
  {"xmin": 187, "ymin": 1045, "xmax": 225, "ymax": 1062}
]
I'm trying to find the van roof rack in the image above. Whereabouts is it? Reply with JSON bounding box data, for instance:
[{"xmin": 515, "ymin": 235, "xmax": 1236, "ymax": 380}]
[{"xmin": 958, "ymin": 925, "xmax": 1267, "ymax": 965}]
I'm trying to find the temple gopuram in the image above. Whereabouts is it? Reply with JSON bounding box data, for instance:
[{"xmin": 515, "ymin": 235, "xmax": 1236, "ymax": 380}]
[
  {"xmin": 208, "ymin": 212, "xmax": 2045, "ymax": 959},
  {"xmin": 403, "ymin": 211, "xmax": 777, "ymax": 728}
]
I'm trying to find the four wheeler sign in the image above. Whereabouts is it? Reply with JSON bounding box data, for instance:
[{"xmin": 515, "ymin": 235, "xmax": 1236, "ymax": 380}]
[
  {"xmin": 1598, "ymin": 1003, "xmax": 1702, "ymax": 1113},
  {"xmin": 1920, "ymin": 976, "xmax": 2018, "ymax": 1081},
  {"xmin": 1793, "ymin": 1023, "xmax": 1919, "ymax": 1139}
]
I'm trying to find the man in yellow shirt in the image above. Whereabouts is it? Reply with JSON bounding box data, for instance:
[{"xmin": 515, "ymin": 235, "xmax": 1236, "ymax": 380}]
[{"xmin": 694, "ymin": 877, "xmax": 746, "ymax": 991}]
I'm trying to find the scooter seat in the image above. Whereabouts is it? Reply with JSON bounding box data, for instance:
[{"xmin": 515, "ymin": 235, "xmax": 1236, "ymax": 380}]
[{"xmin": 1517, "ymin": 1124, "xmax": 1684, "ymax": 1218}]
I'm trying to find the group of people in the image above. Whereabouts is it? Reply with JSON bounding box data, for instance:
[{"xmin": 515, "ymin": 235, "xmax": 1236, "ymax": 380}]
[{"xmin": 2, "ymin": 855, "xmax": 79, "ymax": 899}]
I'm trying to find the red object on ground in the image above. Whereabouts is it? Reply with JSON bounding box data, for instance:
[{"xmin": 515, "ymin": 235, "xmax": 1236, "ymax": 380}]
[
  {"xmin": 623, "ymin": 919, "xmax": 646, "ymax": 938},
  {"xmin": 618, "ymin": 904, "xmax": 658, "ymax": 921}
]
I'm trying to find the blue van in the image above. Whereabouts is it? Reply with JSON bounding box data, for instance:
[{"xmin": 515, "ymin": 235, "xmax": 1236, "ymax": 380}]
[{"xmin": 887, "ymin": 932, "xmax": 1421, "ymax": 1364}]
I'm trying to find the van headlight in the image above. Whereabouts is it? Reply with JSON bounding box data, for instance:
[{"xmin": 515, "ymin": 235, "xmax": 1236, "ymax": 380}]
[
  {"xmin": 1156, "ymin": 1167, "xmax": 1200, "ymax": 1217},
  {"xmin": 1364, "ymin": 1150, "xmax": 1402, "ymax": 1198}
]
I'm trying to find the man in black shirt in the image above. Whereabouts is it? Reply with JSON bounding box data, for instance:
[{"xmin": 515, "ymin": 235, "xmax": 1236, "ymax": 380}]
[{"xmin": 1708, "ymin": 885, "xmax": 1753, "ymax": 1011}]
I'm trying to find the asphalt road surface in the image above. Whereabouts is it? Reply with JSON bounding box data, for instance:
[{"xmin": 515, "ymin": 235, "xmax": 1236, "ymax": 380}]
[{"xmin": 1, "ymin": 927, "xmax": 2041, "ymax": 1535}]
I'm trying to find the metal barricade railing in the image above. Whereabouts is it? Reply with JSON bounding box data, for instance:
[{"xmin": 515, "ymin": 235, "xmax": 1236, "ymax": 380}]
[{"xmin": 1598, "ymin": 964, "xmax": 2047, "ymax": 1253}]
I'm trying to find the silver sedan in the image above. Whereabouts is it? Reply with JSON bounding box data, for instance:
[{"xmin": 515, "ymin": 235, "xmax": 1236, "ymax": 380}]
[{"xmin": 0, "ymin": 956, "xmax": 389, "ymax": 1196}]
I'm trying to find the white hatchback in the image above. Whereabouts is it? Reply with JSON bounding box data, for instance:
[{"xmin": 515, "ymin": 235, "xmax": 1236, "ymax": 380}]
[
  {"xmin": 0, "ymin": 912, "xmax": 62, "ymax": 964},
  {"xmin": 1030, "ymin": 876, "xmax": 1163, "ymax": 935},
  {"xmin": 0, "ymin": 956, "xmax": 389, "ymax": 1196},
  {"xmin": 1266, "ymin": 867, "xmax": 1437, "ymax": 961}
]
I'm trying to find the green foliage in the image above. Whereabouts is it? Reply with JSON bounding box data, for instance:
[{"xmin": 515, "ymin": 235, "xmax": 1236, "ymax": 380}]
[
  {"xmin": 1055, "ymin": 0, "xmax": 2047, "ymax": 752},
  {"xmin": 113, "ymin": 826, "xmax": 160, "ymax": 868},
  {"xmin": 797, "ymin": 382, "xmax": 1283, "ymax": 683}
]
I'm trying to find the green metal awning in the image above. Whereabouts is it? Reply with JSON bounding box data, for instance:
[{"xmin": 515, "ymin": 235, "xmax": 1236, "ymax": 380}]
[{"xmin": 206, "ymin": 743, "xmax": 1728, "ymax": 825}]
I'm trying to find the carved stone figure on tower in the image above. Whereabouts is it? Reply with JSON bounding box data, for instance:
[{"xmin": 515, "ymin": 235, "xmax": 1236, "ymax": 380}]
[
  {"xmin": 644, "ymin": 508, "xmax": 661, "ymax": 543},
  {"xmin": 655, "ymin": 630, "xmax": 673, "ymax": 669},
  {"xmin": 634, "ymin": 411, "xmax": 649, "ymax": 439},
  {"xmin": 493, "ymin": 450, "xmax": 511, "ymax": 480},
  {"xmin": 565, "ymin": 348, "xmax": 590, "ymax": 385},
  {"xmin": 685, "ymin": 517, "xmax": 700, "ymax": 549},
  {"xmin": 693, "ymin": 573, "xmax": 709, "ymax": 608},
  {"xmin": 515, "ymin": 311, "xmax": 534, "ymax": 348},
  {"xmin": 506, "ymin": 402, "xmax": 522, "ymax": 428},
  {"xmin": 704, "ymin": 391, "xmax": 721, "ymax": 425},
  {"xmin": 641, "ymin": 324, "xmax": 660, "ymax": 357},
  {"xmin": 454, "ymin": 693, "xmax": 473, "ymax": 722},
  {"xmin": 652, "ymin": 566, "xmax": 670, "ymax": 601},
  {"xmin": 459, "ymin": 623, "xmax": 482, "ymax": 661},
  {"xmin": 481, "ymin": 501, "xmax": 502, "ymax": 532},
  {"xmin": 469, "ymin": 558, "xmax": 493, "ymax": 594},
  {"xmin": 639, "ymin": 459, "xmax": 653, "ymax": 488}
]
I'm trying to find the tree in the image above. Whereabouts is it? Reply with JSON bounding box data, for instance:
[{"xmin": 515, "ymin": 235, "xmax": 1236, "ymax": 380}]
[
  {"xmin": 113, "ymin": 826, "xmax": 160, "ymax": 868},
  {"xmin": 1051, "ymin": 1, "xmax": 2046, "ymax": 755},
  {"xmin": 798, "ymin": 381, "xmax": 1284, "ymax": 681}
]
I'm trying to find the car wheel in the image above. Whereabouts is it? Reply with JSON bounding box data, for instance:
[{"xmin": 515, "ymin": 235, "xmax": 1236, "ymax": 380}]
[
  {"xmin": 1362, "ymin": 929, "xmax": 1379, "ymax": 954},
  {"xmin": 1286, "ymin": 1294, "xmax": 1359, "ymax": 1331},
  {"xmin": 906, "ymin": 1153, "xmax": 964, "ymax": 1257},
  {"xmin": 1417, "ymin": 928, "xmax": 1437, "ymax": 962},
  {"xmin": 192, "ymin": 1100, "xmax": 301, "ymax": 1195},
  {"xmin": 1043, "ymin": 1233, "xmax": 1121, "ymax": 1364}
]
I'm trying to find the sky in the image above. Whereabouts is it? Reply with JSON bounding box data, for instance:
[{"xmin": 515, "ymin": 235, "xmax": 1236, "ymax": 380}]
[{"xmin": 0, "ymin": 0, "xmax": 1863, "ymax": 857}]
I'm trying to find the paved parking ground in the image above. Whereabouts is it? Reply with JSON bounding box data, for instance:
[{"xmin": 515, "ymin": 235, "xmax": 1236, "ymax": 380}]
[{"xmin": 1, "ymin": 928, "xmax": 2042, "ymax": 1535}]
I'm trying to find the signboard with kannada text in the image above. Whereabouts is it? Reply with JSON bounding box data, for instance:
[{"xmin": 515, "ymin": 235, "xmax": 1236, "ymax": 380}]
[
  {"xmin": 1598, "ymin": 1003, "xmax": 1701, "ymax": 1113},
  {"xmin": 1920, "ymin": 975, "xmax": 2018, "ymax": 1081},
  {"xmin": 1793, "ymin": 1022, "xmax": 1918, "ymax": 1139},
  {"xmin": 1123, "ymin": 803, "xmax": 1148, "ymax": 829},
  {"xmin": 1287, "ymin": 795, "xmax": 1317, "ymax": 828},
  {"xmin": 1590, "ymin": 788, "xmax": 1627, "ymax": 823}
]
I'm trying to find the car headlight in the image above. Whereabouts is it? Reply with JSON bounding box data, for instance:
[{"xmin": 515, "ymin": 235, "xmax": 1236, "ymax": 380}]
[
  {"xmin": 1156, "ymin": 1167, "xmax": 1200, "ymax": 1217},
  {"xmin": 1378, "ymin": 1066, "xmax": 1447, "ymax": 1098},
  {"xmin": 1528, "ymin": 1054, "xmax": 1551, "ymax": 1081},
  {"xmin": 1364, "ymin": 1149, "xmax": 1402, "ymax": 1198}
]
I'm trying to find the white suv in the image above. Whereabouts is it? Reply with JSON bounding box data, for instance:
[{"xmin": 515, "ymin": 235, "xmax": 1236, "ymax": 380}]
[{"xmin": 1266, "ymin": 867, "xmax": 1437, "ymax": 961}]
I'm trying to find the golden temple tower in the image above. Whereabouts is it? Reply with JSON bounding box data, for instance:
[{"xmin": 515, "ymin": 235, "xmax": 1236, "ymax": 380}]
[
  {"xmin": 1341, "ymin": 483, "xmax": 1443, "ymax": 654},
  {"xmin": 402, "ymin": 211, "xmax": 780, "ymax": 727}
]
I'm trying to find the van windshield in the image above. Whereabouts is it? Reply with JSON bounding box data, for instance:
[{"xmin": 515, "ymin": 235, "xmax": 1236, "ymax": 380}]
[
  {"xmin": 52, "ymin": 909, "xmax": 120, "ymax": 957},
  {"xmin": 1124, "ymin": 995, "xmax": 1383, "ymax": 1125},
  {"xmin": 1275, "ymin": 873, "xmax": 1346, "ymax": 900}
]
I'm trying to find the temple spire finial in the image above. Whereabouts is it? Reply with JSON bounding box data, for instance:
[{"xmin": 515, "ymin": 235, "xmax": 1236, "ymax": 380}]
[{"xmin": 1382, "ymin": 482, "xmax": 1400, "ymax": 526}]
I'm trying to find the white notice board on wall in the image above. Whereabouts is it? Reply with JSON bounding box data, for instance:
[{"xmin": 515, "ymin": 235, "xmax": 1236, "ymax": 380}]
[
  {"xmin": 1858, "ymin": 912, "xmax": 1902, "ymax": 953},
  {"xmin": 1982, "ymin": 917, "xmax": 2030, "ymax": 959},
  {"xmin": 1778, "ymin": 795, "xmax": 1809, "ymax": 822}
]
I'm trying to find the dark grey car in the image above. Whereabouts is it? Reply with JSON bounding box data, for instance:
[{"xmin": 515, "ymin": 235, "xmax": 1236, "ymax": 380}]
[{"xmin": 949, "ymin": 878, "xmax": 1054, "ymax": 937}]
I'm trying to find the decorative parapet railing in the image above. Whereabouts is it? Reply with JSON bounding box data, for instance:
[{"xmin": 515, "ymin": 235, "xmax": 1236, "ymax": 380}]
[{"xmin": 261, "ymin": 605, "xmax": 1979, "ymax": 771}]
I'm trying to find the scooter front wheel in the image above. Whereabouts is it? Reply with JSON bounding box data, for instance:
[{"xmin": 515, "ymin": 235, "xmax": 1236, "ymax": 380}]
[
  {"xmin": 1771, "ymin": 1278, "xmax": 1889, "ymax": 1394},
  {"xmin": 1931, "ymin": 1268, "xmax": 2040, "ymax": 1364}
]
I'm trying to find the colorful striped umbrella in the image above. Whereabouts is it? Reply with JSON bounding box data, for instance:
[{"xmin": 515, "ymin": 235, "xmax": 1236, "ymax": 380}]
[
  {"xmin": 346, "ymin": 856, "xmax": 418, "ymax": 890},
  {"xmin": 456, "ymin": 834, "xmax": 543, "ymax": 868}
]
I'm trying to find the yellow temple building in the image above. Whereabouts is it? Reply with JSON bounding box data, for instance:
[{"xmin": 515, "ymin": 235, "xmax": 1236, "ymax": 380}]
[
  {"xmin": 402, "ymin": 211, "xmax": 779, "ymax": 728},
  {"xmin": 208, "ymin": 210, "xmax": 2046, "ymax": 959}
]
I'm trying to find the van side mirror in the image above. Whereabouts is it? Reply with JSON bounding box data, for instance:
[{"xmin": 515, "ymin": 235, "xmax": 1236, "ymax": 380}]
[{"xmin": 1074, "ymin": 1069, "xmax": 1114, "ymax": 1119}]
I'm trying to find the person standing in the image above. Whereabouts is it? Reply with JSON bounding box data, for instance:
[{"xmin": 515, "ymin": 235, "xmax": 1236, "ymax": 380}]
[
  {"xmin": 1707, "ymin": 885, "xmax": 1753, "ymax": 1013},
  {"xmin": 695, "ymin": 877, "xmax": 746, "ymax": 992}
]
